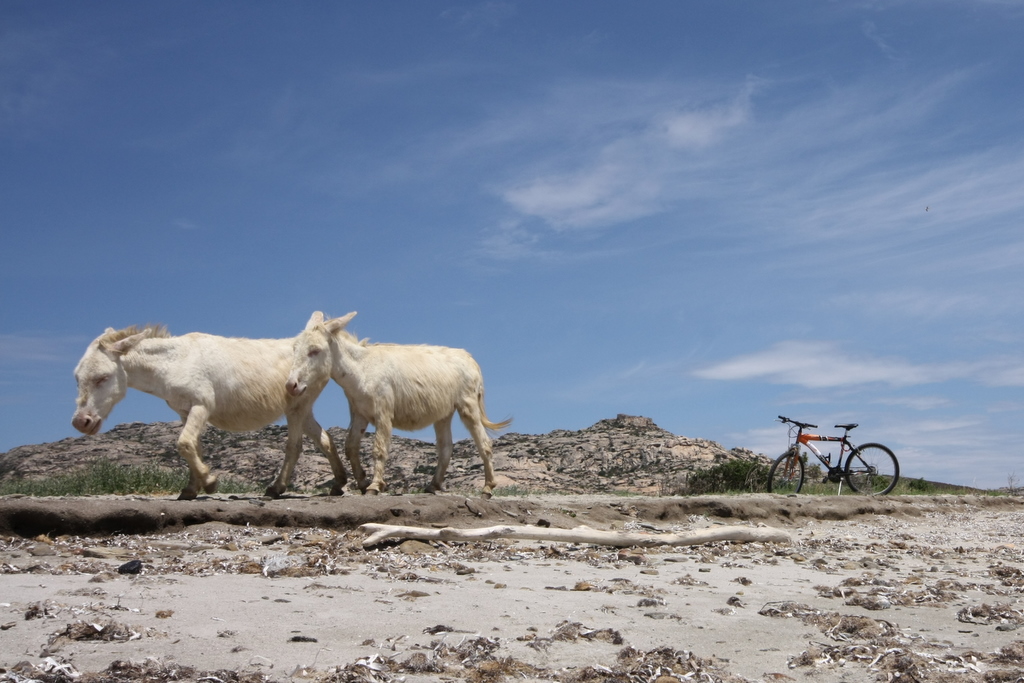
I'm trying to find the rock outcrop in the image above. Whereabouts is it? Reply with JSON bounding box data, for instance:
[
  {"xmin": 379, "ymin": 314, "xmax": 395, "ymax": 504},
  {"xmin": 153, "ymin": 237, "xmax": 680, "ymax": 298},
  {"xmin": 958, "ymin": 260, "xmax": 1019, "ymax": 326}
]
[{"xmin": 0, "ymin": 414, "xmax": 766, "ymax": 495}]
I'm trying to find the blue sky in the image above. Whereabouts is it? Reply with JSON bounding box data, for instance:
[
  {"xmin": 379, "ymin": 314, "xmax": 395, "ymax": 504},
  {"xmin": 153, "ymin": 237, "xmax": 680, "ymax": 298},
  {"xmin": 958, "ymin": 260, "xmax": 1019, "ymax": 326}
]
[{"xmin": 2, "ymin": 1, "xmax": 1023, "ymax": 488}]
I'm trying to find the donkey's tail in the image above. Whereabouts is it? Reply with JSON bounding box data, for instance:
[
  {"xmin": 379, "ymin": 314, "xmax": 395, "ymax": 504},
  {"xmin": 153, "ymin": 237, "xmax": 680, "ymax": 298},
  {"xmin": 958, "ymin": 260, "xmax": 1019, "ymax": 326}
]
[
  {"xmin": 483, "ymin": 415, "xmax": 513, "ymax": 432},
  {"xmin": 478, "ymin": 389, "xmax": 512, "ymax": 433}
]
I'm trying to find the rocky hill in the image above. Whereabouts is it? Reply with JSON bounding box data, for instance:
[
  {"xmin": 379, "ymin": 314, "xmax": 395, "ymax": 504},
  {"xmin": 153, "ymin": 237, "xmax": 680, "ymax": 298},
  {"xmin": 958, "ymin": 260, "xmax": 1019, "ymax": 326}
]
[{"xmin": 0, "ymin": 414, "xmax": 767, "ymax": 495}]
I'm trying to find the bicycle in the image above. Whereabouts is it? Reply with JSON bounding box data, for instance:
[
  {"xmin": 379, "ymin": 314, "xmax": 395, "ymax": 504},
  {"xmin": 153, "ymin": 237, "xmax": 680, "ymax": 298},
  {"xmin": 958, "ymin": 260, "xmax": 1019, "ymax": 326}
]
[{"xmin": 767, "ymin": 416, "xmax": 900, "ymax": 495}]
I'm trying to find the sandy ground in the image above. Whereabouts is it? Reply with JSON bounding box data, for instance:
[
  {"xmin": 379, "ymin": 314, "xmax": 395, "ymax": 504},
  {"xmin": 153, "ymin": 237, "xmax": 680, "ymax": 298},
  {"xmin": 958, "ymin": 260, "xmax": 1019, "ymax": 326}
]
[{"xmin": 2, "ymin": 494, "xmax": 1024, "ymax": 682}]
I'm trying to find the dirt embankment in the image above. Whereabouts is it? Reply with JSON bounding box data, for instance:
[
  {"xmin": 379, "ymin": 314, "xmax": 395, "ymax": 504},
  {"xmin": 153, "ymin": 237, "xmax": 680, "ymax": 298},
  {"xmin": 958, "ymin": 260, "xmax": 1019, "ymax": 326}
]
[{"xmin": 0, "ymin": 491, "xmax": 1019, "ymax": 538}]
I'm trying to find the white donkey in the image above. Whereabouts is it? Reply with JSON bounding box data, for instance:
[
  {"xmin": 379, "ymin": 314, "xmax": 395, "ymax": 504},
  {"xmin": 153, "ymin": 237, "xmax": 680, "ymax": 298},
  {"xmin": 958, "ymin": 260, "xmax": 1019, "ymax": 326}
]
[
  {"xmin": 71, "ymin": 317, "xmax": 356, "ymax": 500},
  {"xmin": 286, "ymin": 311, "xmax": 511, "ymax": 498}
]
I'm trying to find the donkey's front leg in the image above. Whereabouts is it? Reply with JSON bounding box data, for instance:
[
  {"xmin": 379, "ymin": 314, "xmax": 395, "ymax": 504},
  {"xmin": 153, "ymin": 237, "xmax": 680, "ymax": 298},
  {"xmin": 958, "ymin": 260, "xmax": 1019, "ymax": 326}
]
[
  {"xmin": 304, "ymin": 413, "xmax": 349, "ymax": 496},
  {"xmin": 176, "ymin": 405, "xmax": 218, "ymax": 500},
  {"xmin": 265, "ymin": 412, "xmax": 307, "ymax": 498},
  {"xmin": 366, "ymin": 418, "xmax": 392, "ymax": 495}
]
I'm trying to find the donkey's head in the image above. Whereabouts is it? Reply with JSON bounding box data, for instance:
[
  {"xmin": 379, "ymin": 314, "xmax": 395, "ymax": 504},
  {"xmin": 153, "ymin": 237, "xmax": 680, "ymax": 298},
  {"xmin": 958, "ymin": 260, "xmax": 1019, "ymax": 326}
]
[
  {"xmin": 286, "ymin": 311, "xmax": 357, "ymax": 397},
  {"xmin": 71, "ymin": 327, "xmax": 154, "ymax": 435}
]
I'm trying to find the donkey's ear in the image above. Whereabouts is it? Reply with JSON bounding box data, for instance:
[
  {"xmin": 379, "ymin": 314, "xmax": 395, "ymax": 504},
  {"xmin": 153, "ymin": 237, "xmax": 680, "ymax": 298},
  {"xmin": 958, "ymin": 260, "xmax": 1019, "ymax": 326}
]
[
  {"xmin": 325, "ymin": 311, "xmax": 357, "ymax": 334},
  {"xmin": 108, "ymin": 329, "xmax": 153, "ymax": 355},
  {"xmin": 305, "ymin": 311, "xmax": 325, "ymax": 330}
]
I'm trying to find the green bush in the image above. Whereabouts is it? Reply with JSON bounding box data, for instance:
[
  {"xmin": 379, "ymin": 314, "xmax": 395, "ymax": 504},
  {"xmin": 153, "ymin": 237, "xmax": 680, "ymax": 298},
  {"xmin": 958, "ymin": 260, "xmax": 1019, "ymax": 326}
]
[
  {"xmin": 906, "ymin": 477, "xmax": 935, "ymax": 493},
  {"xmin": 0, "ymin": 459, "xmax": 260, "ymax": 497},
  {"xmin": 678, "ymin": 459, "xmax": 771, "ymax": 495}
]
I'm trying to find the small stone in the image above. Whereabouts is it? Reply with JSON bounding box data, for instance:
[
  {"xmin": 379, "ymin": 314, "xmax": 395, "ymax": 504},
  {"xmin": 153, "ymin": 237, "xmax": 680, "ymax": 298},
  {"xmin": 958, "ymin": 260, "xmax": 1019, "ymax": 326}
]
[
  {"xmin": 398, "ymin": 540, "xmax": 435, "ymax": 555},
  {"xmin": 118, "ymin": 559, "xmax": 143, "ymax": 575}
]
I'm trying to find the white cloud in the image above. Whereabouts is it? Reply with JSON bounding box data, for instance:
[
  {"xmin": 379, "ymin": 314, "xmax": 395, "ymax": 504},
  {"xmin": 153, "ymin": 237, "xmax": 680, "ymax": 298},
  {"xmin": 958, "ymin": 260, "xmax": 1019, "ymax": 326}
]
[
  {"xmin": 693, "ymin": 340, "xmax": 976, "ymax": 388},
  {"xmin": 496, "ymin": 82, "xmax": 755, "ymax": 230},
  {"xmin": 660, "ymin": 100, "xmax": 749, "ymax": 149},
  {"xmin": 441, "ymin": 1, "xmax": 517, "ymax": 35},
  {"xmin": 172, "ymin": 219, "xmax": 200, "ymax": 231},
  {"xmin": 477, "ymin": 220, "xmax": 545, "ymax": 261},
  {"xmin": 502, "ymin": 162, "xmax": 665, "ymax": 229},
  {"xmin": 873, "ymin": 395, "xmax": 952, "ymax": 411},
  {"xmin": 861, "ymin": 21, "xmax": 898, "ymax": 61},
  {"xmin": 979, "ymin": 359, "xmax": 1024, "ymax": 387},
  {"xmin": 830, "ymin": 289, "xmax": 1000, "ymax": 320},
  {"xmin": 697, "ymin": 341, "xmax": 1024, "ymax": 390},
  {"xmin": 480, "ymin": 68, "xmax": 1024, "ymax": 274}
]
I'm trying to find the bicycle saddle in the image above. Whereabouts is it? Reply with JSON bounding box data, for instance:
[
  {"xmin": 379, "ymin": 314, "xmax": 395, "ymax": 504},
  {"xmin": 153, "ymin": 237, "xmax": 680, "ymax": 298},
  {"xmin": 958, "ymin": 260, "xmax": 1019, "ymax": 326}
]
[{"xmin": 835, "ymin": 423, "xmax": 858, "ymax": 430}]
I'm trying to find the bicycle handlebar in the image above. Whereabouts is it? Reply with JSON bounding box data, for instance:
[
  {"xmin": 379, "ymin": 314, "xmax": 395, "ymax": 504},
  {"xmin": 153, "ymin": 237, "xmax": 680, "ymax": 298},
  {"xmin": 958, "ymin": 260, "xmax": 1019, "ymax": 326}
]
[{"xmin": 778, "ymin": 415, "xmax": 818, "ymax": 429}]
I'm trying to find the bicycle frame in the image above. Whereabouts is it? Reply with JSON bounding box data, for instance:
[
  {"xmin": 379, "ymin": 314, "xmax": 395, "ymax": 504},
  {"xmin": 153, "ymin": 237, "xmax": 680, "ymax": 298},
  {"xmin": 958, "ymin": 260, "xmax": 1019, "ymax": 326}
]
[
  {"xmin": 797, "ymin": 432, "xmax": 852, "ymax": 467},
  {"xmin": 784, "ymin": 418, "xmax": 857, "ymax": 492}
]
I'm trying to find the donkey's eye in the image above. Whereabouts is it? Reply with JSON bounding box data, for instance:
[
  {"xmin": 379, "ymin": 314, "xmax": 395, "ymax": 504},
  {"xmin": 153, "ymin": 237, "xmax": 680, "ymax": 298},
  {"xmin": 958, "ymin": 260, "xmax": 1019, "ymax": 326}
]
[
  {"xmin": 94, "ymin": 375, "xmax": 109, "ymax": 387},
  {"xmin": 308, "ymin": 348, "xmax": 321, "ymax": 357}
]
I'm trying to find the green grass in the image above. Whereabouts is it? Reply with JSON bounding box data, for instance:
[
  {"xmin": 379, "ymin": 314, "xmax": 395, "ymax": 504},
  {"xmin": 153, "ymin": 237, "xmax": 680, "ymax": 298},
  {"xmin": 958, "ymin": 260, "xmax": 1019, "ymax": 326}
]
[
  {"xmin": 0, "ymin": 460, "xmax": 992, "ymax": 498},
  {"xmin": 0, "ymin": 459, "xmax": 262, "ymax": 497},
  {"xmin": 768, "ymin": 473, "xmax": 983, "ymax": 497},
  {"xmin": 667, "ymin": 459, "xmax": 990, "ymax": 497},
  {"xmin": 491, "ymin": 485, "xmax": 548, "ymax": 497}
]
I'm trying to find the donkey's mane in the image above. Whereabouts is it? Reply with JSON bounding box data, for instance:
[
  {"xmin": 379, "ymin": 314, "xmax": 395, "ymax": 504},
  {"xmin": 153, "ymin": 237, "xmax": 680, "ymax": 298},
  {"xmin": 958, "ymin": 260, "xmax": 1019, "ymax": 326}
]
[
  {"xmin": 98, "ymin": 324, "xmax": 171, "ymax": 347},
  {"xmin": 327, "ymin": 324, "xmax": 370, "ymax": 347}
]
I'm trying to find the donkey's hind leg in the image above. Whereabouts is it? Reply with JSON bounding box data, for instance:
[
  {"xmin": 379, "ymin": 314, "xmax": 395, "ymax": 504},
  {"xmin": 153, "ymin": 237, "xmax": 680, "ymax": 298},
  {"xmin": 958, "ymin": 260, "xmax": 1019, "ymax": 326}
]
[
  {"xmin": 426, "ymin": 413, "xmax": 454, "ymax": 494},
  {"xmin": 457, "ymin": 401, "xmax": 497, "ymax": 499}
]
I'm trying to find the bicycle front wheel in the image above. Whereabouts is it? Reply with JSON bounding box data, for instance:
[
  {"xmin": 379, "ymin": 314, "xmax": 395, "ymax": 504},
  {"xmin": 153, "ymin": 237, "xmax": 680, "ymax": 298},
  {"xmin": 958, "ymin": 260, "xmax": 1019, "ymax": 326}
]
[
  {"xmin": 768, "ymin": 449, "xmax": 804, "ymax": 494},
  {"xmin": 845, "ymin": 443, "xmax": 899, "ymax": 495}
]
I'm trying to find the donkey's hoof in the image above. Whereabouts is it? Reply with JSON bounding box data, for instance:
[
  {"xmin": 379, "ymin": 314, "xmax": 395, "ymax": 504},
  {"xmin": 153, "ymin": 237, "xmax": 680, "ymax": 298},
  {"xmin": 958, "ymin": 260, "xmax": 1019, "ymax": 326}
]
[
  {"xmin": 264, "ymin": 485, "xmax": 283, "ymax": 499},
  {"xmin": 177, "ymin": 488, "xmax": 198, "ymax": 501},
  {"xmin": 329, "ymin": 484, "xmax": 345, "ymax": 496},
  {"xmin": 365, "ymin": 488, "xmax": 380, "ymax": 496},
  {"xmin": 480, "ymin": 491, "xmax": 493, "ymax": 500},
  {"xmin": 203, "ymin": 477, "xmax": 219, "ymax": 494}
]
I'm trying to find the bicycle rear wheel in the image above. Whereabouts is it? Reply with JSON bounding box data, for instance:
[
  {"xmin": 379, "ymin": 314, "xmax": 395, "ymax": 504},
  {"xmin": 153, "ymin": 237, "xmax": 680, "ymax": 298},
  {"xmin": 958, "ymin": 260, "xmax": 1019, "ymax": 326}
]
[
  {"xmin": 768, "ymin": 449, "xmax": 804, "ymax": 494},
  {"xmin": 845, "ymin": 443, "xmax": 899, "ymax": 495}
]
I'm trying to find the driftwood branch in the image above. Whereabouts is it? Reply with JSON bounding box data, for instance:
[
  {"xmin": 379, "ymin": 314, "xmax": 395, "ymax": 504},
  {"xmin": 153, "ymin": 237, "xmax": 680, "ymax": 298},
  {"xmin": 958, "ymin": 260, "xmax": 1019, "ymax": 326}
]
[{"xmin": 359, "ymin": 523, "xmax": 791, "ymax": 548}]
